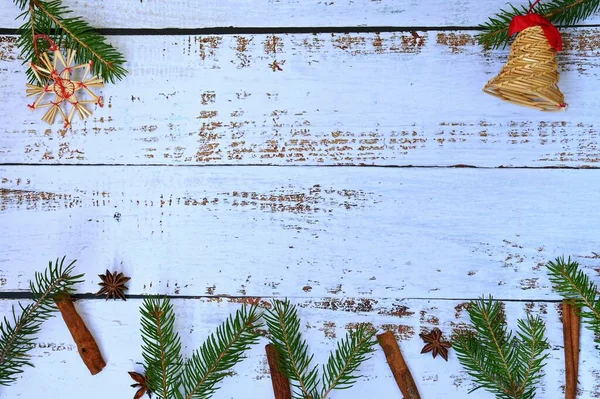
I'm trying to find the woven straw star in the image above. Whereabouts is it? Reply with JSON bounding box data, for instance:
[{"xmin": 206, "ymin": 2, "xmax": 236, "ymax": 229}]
[{"xmin": 26, "ymin": 46, "xmax": 104, "ymax": 129}]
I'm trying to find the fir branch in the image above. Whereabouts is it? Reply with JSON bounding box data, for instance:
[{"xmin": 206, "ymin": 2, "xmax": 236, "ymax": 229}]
[
  {"xmin": 0, "ymin": 257, "xmax": 83, "ymax": 386},
  {"xmin": 140, "ymin": 297, "xmax": 183, "ymax": 399},
  {"xmin": 320, "ymin": 324, "xmax": 377, "ymax": 398},
  {"xmin": 264, "ymin": 299, "xmax": 320, "ymax": 399},
  {"xmin": 13, "ymin": 0, "xmax": 127, "ymax": 83},
  {"xmin": 453, "ymin": 331, "xmax": 507, "ymax": 394},
  {"xmin": 453, "ymin": 296, "xmax": 549, "ymax": 399},
  {"xmin": 470, "ymin": 296, "xmax": 517, "ymax": 388},
  {"xmin": 514, "ymin": 315, "xmax": 548, "ymax": 398},
  {"xmin": 546, "ymin": 256, "xmax": 600, "ymax": 334},
  {"xmin": 181, "ymin": 305, "xmax": 261, "ymax": 399},
  {"xmin": 265, "ymin": 299, "xmax": 376, "ymax": 399},
  {"xmin": 139, "ymin": 298, "xmax": 260, "ymax": 399},
  {"xmin": 479, "ymin": 0, "xmax": 600, "ymax": 49}
]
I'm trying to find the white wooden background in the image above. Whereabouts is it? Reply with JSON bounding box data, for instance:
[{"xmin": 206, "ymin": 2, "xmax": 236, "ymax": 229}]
[{"xmin": 1, "ymin": 1, "xmax": 600, "ymax": 398}]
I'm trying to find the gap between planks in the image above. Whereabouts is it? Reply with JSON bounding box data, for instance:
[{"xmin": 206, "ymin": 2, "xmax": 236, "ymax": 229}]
[
  {"xmin": 1, "ymin": 25, "xmax": 599, "ymax": 36},
  {"xmin": 0, "ymin": 293, "xmax": 568, "ymax": 303},
  {"xmin": 0, "ymin": 164, "xmax": 599, "ymax": 169},
  {"xmin": 0, "ymin": 26, "xmax": 484, "ymax": 36}
]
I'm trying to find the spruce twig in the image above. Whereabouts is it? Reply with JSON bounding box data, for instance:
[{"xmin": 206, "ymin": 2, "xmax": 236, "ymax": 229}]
[
  {"xmin": 320, "ymin": 324, "xmax": 377, "ymax": 398},
  {"xmin": 181, "ymin": 305, "xmax": 261, "ymax": 399},
  {"xmin": 140, "ymin": 297, "xmax": 183, "ymax": 399},
  {"xmin": 13, "ymin": 0, "xmax": 127, "ymax": 83},
  {"xmin": 264, "ymin": 299, "xmax": 377, "ymax": 399},
  {"xmin": 138, "ymin": 297, "xmax": 261, "ymax": 399},
  {"xmin": 0, "ymin": 257, "xmax": 84, "ymax": 386},
  {"xmin": 453, "ymin": 296, "xmax": 549, "ymax": 399},
  {"xmin": 264, "ymin": 300, "xmax": 320, "ymax": 399},
  {"xmin": 479, "ymin": 0, "xmax": 600, "ymax": 49},
  {"xmin": 546, "ymin": 256, "xmax": 600, "ymax": 335}
]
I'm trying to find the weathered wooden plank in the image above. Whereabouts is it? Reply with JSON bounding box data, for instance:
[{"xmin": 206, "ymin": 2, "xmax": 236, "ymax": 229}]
[
  {"xmin": 1, "ymin": 166, "xmax": 599, "ymax": 298},
  {"xmin": 0, "ymin": 297, "xmax": 592, "ymax": 398},
  {"xmin": 1, "ymin": 0, "xmax": 600, "ymax": 29},
  {"xmin": 1, "ymin": 31, "xmax": 600, "ymax": 167}
]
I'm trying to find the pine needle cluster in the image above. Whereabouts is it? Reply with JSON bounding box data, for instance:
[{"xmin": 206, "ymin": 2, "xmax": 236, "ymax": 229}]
[
  {"xmin": 453, "ymin": 296, "xmax": 549, "ymax": 399},
  {"xmin": 0, "ymin": 257, "xmax": 83, "ymax": 386},
  {"xmin": 264, "ymin": 299, "xmax": 377, "ymax": 399},
  {"xmin": 479, "ymin": 0, "xmax": 600, "ymax": 49},
  {"xmin": 139, "ymin": 297, "xmax": 262, "ymax": 399},
  {"xmin": 547, "ymin": 256, "xmax": 600, "ymax": 335},
  {"xmin": 12, "ymin": 0, "xmax": 127, "ymax": 83}
]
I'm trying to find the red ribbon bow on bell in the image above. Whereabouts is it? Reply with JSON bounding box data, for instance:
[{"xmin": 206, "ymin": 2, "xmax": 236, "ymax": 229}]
[{"xmin": 509, "ymin": 13, "xmax": 563, "ymax": 51}]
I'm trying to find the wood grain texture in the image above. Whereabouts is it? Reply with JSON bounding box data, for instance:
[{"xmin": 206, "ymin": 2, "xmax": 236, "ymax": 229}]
[
  {"xmin": 1, "ymin": 0, "xmax": 599, "ymax": 29},
  {"xmin": 1, "ymin": 30, "xmax": 600, "ymax": 167},
  {"xmin": 0, "ymin": 297, "xmax": 594, "ymax": 399},
  {"xmin": 1, "ymin": 166, "xmax": 599, "ymax": 298},
  {"xmin": 1, "ymin": 1, "xmax": 600, "ymax": 397}
]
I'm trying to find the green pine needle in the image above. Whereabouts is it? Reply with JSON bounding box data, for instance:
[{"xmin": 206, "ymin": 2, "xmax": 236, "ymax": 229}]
[
  {"xmin": 453, "ymin": 296, "xmax": 549, "ymax": 399},
  {"xmin": 265, "ymin": 299, "xmax": 376, "ymax": 399},
  {"xmin": 547, "ymin": 256, "xmax": 600, "ymax": 335},
  {"xmin": 0, "ymin": 257, "xmax": 84, "ymax": 386},
  {"xmin": 139, "ymin": 297, "xmax": 261, "ymax": 399},
  {"xmin": 514, "ymin": 315, "xmax": 548, "ymax": 398},
  {"xmin": 320, "ymin": 324, "xmax": 377, "ymax": 398},
  {"xmin": 181, "ymin": 305, "xmax": 262, "ymax": 399},
  {"xmin": 479, "ymin": 0, "xmax": 600, "ymax": 49},
  {"xmin": 264, "ymin": 299, "xmax": 320, "ymax": 399},
  {"xmin": 140, "ymin": 297, "xmax": 183, "ymax": 399},
  {"xmin": 13, "ymin": 0, "xmax": 127, "ymax": 83}
]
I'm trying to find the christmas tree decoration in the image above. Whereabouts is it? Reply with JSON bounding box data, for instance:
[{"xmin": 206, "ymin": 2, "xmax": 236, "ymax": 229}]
[
  {"xmin": 453, "ymin": 296, "xmax": 549, "ymax": 399},
  {"xmin": 12, "ymin": 0, "xmax": 126, "ymax": 128},
  {"xmin": 419, "ymin": 328, "xmax": 451, "ymax": 361},
  {"xmin": 479, "ymin": 0, "xmax": 600, "ymax": 49},
  {"xmin": 137, "ymin": 297, "xmax": 261, "ymax": 399},
  {"xmin": 0, "ymin": 257, "xmax": 84, "ymax": 386},
  {"xmin": 264, "ymin": 299, "xmax": 377, "ymax": 399},
  {"xmin": 55, "ymin": 294, "xmax": 106, "ymax": 375},
  {"xmin": 377, "ymin": 331, "xmax": 421, "ymax": 399},
  {"xmin": 96, "ymin": 269, "xmax": 131, "ymax": 300},
  {"xmin": 13, "ymin": 0, "xmax": 127, "ymax": 83},
  {"xmin": 26, "ymin": 40, "xmax": 105, "ymax": 129},
  {"xmin": 483, "ymin": 2, "xmax": 567, "ymax": 111}
]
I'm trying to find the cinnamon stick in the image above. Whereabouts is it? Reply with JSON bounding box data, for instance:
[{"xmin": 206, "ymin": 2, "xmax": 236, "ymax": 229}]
[
  {"xmin": 55, "ymin": 295, "xmax": 106, "ymax": 375},
  {"xmin": 562, "ymin": 300, "xmax": 578, "ymax": 399},
  {"xmin": 265, "ymin": 344, "xmax": 291, "ymax": 399},
  {"xmin": 377, "ymin": 331, "xmax": 421, "ymax": 399},
  {"xmin": 571, "ymin": 302, "xmax": 580, "ymax": 379},
  {"xmin": 562, "ymin": 300, "xmax": 574, "ymax": 399}
]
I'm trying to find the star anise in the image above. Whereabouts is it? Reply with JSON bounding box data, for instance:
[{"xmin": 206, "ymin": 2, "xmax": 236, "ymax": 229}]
[
  {"xmin": 96, "ymin": 270, "xmax": 130, "ymax": 300},
  {"xmin": 129, "ymin": 371, "xmax": 151, "ymax": 399},
  {"xmin": 420, "ymin": 328, "xmax": 452, "ymax": 361}
]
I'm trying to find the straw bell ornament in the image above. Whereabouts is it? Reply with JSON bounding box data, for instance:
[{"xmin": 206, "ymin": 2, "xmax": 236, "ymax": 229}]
[
  {"xmin": 483, "ymin": 9, "xmax": 567, "ymax": 112},
  {"xmin": 26, "ymin": 36, "xmax": 104, "ymax": 129}
]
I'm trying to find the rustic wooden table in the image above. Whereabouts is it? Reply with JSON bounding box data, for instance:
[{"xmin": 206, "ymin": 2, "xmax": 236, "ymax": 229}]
[{"xmin": 1, "ymin": 1, "xmax": 600, "ymax": 398}]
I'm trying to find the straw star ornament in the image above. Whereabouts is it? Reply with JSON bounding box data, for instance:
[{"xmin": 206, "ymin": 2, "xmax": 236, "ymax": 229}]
[{"xmin": 26, "ymin": 44, "xmax": 104, "ymax": 129}]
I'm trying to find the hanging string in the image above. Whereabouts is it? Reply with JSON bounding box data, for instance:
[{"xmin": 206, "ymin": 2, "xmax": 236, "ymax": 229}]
[
  {"xmin": 528, "ymin": 0, "xmax": 542, "ymax": 14},
  {"xmin": 32, "ymin": 34, "xmax": 57, "ymax": 60}
]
